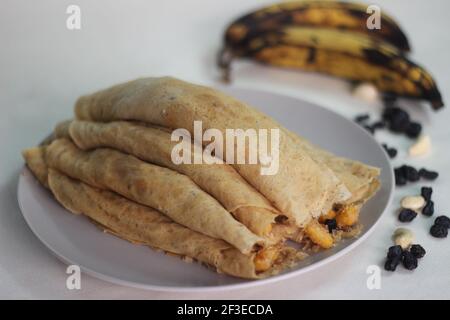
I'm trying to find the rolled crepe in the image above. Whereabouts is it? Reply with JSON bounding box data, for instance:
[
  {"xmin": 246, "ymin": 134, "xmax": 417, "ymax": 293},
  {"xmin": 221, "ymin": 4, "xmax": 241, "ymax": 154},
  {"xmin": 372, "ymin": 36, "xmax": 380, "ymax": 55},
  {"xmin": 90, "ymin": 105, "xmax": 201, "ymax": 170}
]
[
  {"xmin": 310, "ymin": 151, "xmax": 380, "ymax": 205},
  {"xmin": 68, "ymin": 120, "xmax": 283, "ymax": 237},
  {"xmin": 52, "ymin": 119, "xmax": 379, "ymax": 208},
  {"xmin": 74, "ymin": 77, "xmax": 351, "ymax": 226},
  {"xmin": 22, "ymin": 147, "xmax": 49, "ymax": 187},
  {"xmin": 45, "ymin": 138, "xmax": 265, "ymax": 254},
  {"xmin": 287, "ymin": 132, "xmax": 380, "ymax": 206},
  {"xmin": 22, "ymin": 147, "xmax": 302, "ymax": 279},
  {"xmin": 39, "ymin": 119, "xmax": 72, "ymax": 146}
]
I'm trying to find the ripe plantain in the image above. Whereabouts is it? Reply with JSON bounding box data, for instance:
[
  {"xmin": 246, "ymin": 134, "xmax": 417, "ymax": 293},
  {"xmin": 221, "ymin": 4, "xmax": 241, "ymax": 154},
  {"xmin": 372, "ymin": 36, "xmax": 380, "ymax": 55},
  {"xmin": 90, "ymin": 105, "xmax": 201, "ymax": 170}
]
[
  {"xmin": 219, "ymin": 25, "xmax": 443, "ymax": 109},
  {"xmin": 224, "ymin": 0, "xmax": 410, "ymax": 54}
]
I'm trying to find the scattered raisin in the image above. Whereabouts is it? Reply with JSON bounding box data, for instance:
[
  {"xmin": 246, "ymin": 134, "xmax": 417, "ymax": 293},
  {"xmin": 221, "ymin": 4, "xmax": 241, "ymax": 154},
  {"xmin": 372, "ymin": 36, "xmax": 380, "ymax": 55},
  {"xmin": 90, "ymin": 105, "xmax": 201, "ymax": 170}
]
[
  {"xmin": 388, "ymin": 108, "xmax": 410, "ymax": 133},
  {"xmin": 388, "ymin": 148, "xmax": 397, "ymax": 159},
  {"xmin": 363, "ymin": 125, "xmax": 375, "ymax": 134},
  {"xmin": 384, "ymin": 257, "xmax": 401, "ymax": 271},
  {"xmin": 430, "ymin": 224, "xmax": 448, "ymax": 238},
  {"xmin": 387, "ymin": 245, "xmax": 403, "ymax": 259},
  {"xmin": 395, "ymin": 168, "xmax": 407, "ymax": 186},
  {"xmin": 354, "ymin": 114, "xmax": 370, "ymax": 123},
  {"xmin": 402, "ymin": 251, "xmax": 418, "ymax": 270},
  {"xmin": 382, "ymin": 106, "xmax": 395, "ymax": 121},
  {"xmin": 435, "ymin": 216, "xmax": 450, "ymax": 229},
  {"xmin": 398, "ymin": 209, "xmax": 417, "ymax": 222},
  {"xmin": 422, "ymin": 201, "xmax": 434, "ymax": 217},
  {"xmin": 382, "ymin": 94, "xmax": 397, "ymax": 107},
  {"xmin": 396, "ymin": 175, "xmax": 407, "ymax": 186},
  {"xmin": 410, "ymin": 244, "xmax": 426, "ymax": 259},
  {"xmin": 405, "ymin": 122, "xmax": 422, "ymax": 139},
  {"xmin": 421, "ymin": 187, "xmax": 432, "ymax": 202},
  {"xmin": 382, "ymin": 144, "xmax": 397, "ymax": 159},
  {"xmin": 372, "ymin": 121, "xmax": 386, "ymax": 130},
  {"xmin": 419, "ymin": 168, "xmax": 439, "ymax": 181},
  {"xmin": 403, "ymin": 165, "xmax": 420, "ymax": 182}
]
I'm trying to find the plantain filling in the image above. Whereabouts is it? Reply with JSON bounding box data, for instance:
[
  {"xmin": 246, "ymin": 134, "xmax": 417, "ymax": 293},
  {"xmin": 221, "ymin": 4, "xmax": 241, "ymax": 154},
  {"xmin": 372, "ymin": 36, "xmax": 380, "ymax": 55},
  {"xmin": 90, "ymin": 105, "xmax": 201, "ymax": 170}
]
[
  {"xmin": 254, "ymin": 246, "xmax": 280, "ymax": 272},
  {"xmin": 306, "ymin": 204, "xmax": 361, "ymax": 249}
]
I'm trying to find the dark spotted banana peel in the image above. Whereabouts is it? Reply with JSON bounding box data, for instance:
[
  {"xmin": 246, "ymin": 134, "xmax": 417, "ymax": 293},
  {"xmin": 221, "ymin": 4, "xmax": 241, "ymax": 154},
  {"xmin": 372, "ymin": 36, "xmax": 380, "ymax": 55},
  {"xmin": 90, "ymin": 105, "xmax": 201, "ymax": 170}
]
[
  {"xmin": 224, "ymin": 0, "xmax": 410, "ymax": 54},
  {"xmin": 219, "ymin": 7, "xmax": 444, "ymax": 109}
]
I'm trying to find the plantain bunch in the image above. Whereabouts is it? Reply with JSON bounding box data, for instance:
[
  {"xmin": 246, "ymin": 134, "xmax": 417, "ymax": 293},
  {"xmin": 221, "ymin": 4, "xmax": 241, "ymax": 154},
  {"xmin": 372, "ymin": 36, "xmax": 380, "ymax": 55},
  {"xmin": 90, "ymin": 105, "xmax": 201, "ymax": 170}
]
[{"xmin": 219, "ymin": 0, "xmax": 443, "ymax": 109}]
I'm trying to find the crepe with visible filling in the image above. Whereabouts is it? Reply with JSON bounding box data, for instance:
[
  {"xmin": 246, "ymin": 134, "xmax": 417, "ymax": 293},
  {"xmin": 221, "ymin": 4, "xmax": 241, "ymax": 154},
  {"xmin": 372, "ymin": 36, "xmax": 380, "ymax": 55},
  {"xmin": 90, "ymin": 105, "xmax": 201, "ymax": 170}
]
[
  {"xmin": 74, "ymin": 76, "xmax": 352, "ymax": 227},
  {"xmin": 22, "ymin": 147, "xmax": 303, "ymax": 279},
  {"xmin": 48, "ymin": 170, "xmax": 303, "ymax": 279},
  {"xmin": 45, "ymin": 138, "xmax": 265, "ymax": 255},
  {"xmin": 286, "ymin": 131, "xmax": 380, "ymax": 206},
  {"xmin": 67, "ymin": 120, "xmax": 286, "ymax": 237}
]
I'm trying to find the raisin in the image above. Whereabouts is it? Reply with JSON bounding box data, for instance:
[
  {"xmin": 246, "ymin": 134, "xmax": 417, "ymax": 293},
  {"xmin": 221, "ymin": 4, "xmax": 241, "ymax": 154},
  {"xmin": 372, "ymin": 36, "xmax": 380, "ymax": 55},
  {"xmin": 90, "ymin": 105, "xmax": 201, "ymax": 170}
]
[
  {"xmin": 395, "ymin": 168, "xmax": 407, "ymax": 186},
  {"xmin": 419, "ymin": 168, "xmax": 439, "ymax": 181},
  {"xmin": 430, "ymin": 224, "xmax": 448, "ymax": 238},
  {"xmin": 388, "ymin": 108, "xmax": 410, "ymax": 133},
  {"xmin": 422, "ymin": 201, "xmax": 434, "ymax": 217},
  {"xmin": 410, "ymin": 244, "xmax": 426, "ymax": 259},
  {"xmin": 354, "ymin": 114, "xmax": 370, "ymax": 123},
  {"xmin": 324, "ymin": 219, "xmax": 337, "ymax": 233},
  {"xmin": 387, "ymin": 245, "xmax": 403, "ymax": 259},
  {"xmin": 372, "ymin": 121, "xmax": 386, "ymax": 130},
  {"xmin": 402, "ymin": 251, "xmax": 418, "ymax": 270},
  {"xmin": 398, "ymin": 208, "xmax": 417, "ymax": 222},
  {"xmin": 382, "ymin": 94, "xmax": 397, "ymax": 108},
  {"xmin": 363, "ymin": 125, "xmax": 375, "ymax": 134},
  {"xmin": 388, "ymin": 148, "xmax": 397, "ymax": 158},
  {"xmin": 384, "ymin": 257, "xmax": 401, "ymax": 271},
  {"xmin": 421, "ymin": 187, "xmax": 432, "ymax": 202},
  {"xmin": 435, "ymin": 216, "xmax": 450, "ymax": 229},
  {"xmin": 396, "ymin": 175, "xmax": 406, "ymax": 186},
  {"xmin": 403, "ymin": 165, "xmax": 420, "ymax": 182},
  {"xmin": 382, "ymin": 106, "xmax": 395, "ymax": 120},
  {"xmin": 405, "ymin": 122, "xmax": 422, "ymax": 139},
  {"xmin": 382, "ymin": 144, "xmax": 397, "ymax": 159}
]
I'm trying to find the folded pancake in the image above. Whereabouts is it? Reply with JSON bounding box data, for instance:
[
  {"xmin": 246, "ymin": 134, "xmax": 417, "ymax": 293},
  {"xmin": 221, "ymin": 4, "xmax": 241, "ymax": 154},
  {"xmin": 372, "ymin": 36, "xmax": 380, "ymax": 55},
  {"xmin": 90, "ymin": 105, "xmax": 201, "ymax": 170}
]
[
  {"xmin": 68, "ymin": 120, "xmax": 284, "ymax": 237},
  {"xmin": 49, "ymin": 170, "xmax": 304, "ymax": 279},
  {"xmin": 53, "ymin": 118, "xmax": 379, "ymax": 208},
  {"xmin": 39, "ymin": 119, "xmax": 72, "ymax": 146},
  {"xmin": 22, "ymin": 147, "xmax": 49, "ymax": 188},
  {"xmin": 22, "ymin": 147, "xmax": 302, "ymax": 279},
  {"xmin": 310, "ymin": 150, "xmax": 380, "ymax": 205},
  {"xmin": 54, "ymin": 120, "xmax": 72, "ymax": 138},
  {"xmin": 287, "ymin": 132, "xmax": 381, "ymax": 206},
  {"xmin": 74, "ymin": 76, "xmax": 351, "ymax": 227},
  {"xmin": 45, "ymin": 138, "xmax": 265, "ymax": 255}
]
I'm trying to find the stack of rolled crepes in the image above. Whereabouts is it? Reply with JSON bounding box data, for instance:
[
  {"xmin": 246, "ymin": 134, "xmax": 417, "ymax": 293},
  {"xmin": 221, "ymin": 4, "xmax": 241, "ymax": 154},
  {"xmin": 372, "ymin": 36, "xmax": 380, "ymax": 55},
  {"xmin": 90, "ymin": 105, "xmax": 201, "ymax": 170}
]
[{"xmin": 22, "ymin": 77, "xmax": 380, "ymax": 279}]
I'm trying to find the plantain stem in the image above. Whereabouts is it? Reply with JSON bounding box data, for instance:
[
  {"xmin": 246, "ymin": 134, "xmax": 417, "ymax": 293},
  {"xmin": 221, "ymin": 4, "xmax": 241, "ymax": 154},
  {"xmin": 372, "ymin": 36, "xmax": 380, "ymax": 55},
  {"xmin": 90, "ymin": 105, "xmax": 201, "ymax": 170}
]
[{"xmin": 218, "ymin": 47, "xmax": 233, "ymax": 83}]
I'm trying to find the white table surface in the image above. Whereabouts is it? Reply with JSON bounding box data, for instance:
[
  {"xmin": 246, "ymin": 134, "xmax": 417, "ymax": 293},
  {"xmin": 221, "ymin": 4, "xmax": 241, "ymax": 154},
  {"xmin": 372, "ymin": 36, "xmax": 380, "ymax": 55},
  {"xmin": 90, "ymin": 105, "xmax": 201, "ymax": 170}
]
[{"xmin": 1, "ymin": 0, "xmax": 449, "ymax": 299}]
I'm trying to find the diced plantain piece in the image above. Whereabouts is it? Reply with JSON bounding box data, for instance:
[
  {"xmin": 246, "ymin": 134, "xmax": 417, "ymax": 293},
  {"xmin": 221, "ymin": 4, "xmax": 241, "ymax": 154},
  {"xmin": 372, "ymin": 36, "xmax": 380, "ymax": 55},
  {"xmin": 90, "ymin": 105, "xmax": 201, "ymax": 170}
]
[
  {"xmin": 305, "ymin": 220, "xmax": 334, "ymax": 249},
  {"xmin": 336, "ymin": 205, "xmax": 360, "ymax": 227},
  {"xmin": 319, "ymin": 209, "xmax": 337, "ymax": 223},
  {"xmin": 254, "ymin": 246, "xmax": 279, "ymax": 272}
]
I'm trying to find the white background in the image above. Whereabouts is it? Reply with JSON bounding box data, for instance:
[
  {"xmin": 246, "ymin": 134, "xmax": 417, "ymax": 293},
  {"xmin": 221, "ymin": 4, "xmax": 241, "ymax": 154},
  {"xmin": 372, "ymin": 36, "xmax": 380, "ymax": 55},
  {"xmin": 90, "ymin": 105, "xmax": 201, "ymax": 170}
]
[{"xmin": 1, "ymin": 0, "xmax": 449, "ymax": 299}]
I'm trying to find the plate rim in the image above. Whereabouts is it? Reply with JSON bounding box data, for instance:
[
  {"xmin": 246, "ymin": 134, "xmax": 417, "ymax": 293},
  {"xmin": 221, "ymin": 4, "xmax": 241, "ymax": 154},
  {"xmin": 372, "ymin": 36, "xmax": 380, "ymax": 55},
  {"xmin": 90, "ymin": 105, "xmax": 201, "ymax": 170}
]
[{"xmin": 17, "ymin": 87, "xmax": 395, "ymax": 292}]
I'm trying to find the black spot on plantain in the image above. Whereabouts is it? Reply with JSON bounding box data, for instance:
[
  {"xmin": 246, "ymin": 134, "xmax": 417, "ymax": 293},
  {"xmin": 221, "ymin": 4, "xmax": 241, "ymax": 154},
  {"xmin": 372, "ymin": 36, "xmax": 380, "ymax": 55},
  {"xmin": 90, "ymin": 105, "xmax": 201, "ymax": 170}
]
[
  {"xmin": 381, "ymin": 74, "xmax": 394, "ymax": 82},
  {"xmin": 307, "ymin": 47, "xmax": 316, "ymax": 64},
  {"xmin": 363, "ymin": 48, "xmax": 392, "ymax": 65},
  {"xmin": 336, "ymin": 25, "xmax": 350, "ymax": 31},
  {"xmin": 346, "ymin": 9, "xmax": 366, "ymax": 19}
]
